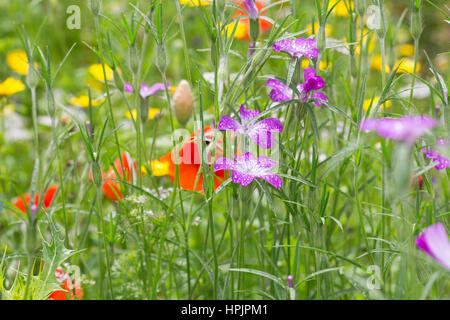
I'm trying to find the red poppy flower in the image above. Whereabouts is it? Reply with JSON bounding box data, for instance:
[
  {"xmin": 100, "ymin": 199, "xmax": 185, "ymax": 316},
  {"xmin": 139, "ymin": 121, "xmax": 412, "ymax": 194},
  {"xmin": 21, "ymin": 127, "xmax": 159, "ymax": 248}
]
[
  {"xmin": 231, "ymin": 0, "xmax": 272, "ymax": 41},
  {"xmin": 101, "ymin": 153, "xmax": 137, "ymax": 201},
  {"xmin": 160, "ymin": 126, "xmax": 226, "ymax": 192},
  {"xmin": 13, "ymin": 185, "xmax": 58, "ymax": 214},
  {"xmin": 49, "ymin": 266, "xmax": 83, "ymax": 300}
]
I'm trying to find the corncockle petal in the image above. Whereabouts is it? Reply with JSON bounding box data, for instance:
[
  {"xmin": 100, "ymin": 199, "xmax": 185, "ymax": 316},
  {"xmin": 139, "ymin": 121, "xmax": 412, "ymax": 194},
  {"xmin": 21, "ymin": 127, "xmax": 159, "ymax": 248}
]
[
  {"xmin": 214, "ymin": 152, "xmax": 282, "ymax": 188},
  {"xmin": 259, "ymin": 174, "xmax": 282, "ymax": 189},
  {"xmin": 416, "ymin": 222, "xmax": 450, "ymax": 269},
  {"xmin": 303, "ymin": 67, "xmax": 317, "ymax": 82},
  {"xmin": 248, "ymin": 130, "xmax": 274, "ymax": 149},
  {"xmin": 422, "ymin": 138, "xmax": 450, "ymax": 170},
  {"xmin": 240, "ymin": 104, "xmax": 260, "ymax": 124},
  {"xmin": 213, "ymin": 157, "xmax": 236, "ymax": 171},
  {"xmin": 312, "ymin": 91, "xmax": 328, "ymax": 106},
  {"xmin": 273, "ymin": 37, "xmax": 319, "ymax": 59},
  {"xmin": 266, "ymin": 79, "xmax": 294, "ymax": 102},
  {"xmin": 256, "ymin": 155, "xmax": 279, "ymax": 169},
  {"xmin": 360, "ymin": 116, "xmax": 437, "ymax": 143},
  {"xmin": 124, "ymin": 82, "xmax": 133, "ymax": 93},
  {"xmin": 217, "ymin": 115, "xmax": 242, "ymax": 131},
  {"xmin": 232, "ymin": 171, "xmax": 255, "ymax": 186},
  {"xmin": 140, "ymin": 82, "xmax": 168, "ymax": 99},
  {"xmin": 255, "ymin": 118, "xmax": 283, "ymax": 132}
]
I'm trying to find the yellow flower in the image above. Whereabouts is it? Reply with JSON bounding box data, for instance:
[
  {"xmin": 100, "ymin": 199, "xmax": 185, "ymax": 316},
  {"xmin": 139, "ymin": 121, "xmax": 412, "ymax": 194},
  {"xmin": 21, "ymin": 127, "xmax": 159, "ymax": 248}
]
[
  {"xmin": 397, "ymin": 58, "xmax": 421, "ymax": 74},
  {"xmin": 330, "ymin": 0, "xmax": 353, "ymax": 17},
  {"xmin": 0, "ymin": 104, "xmax": 15, "ymax": 116},
  {"xmin": 180, "ymin": 0, "xmax": 212, "ymax": 6},
  {"xmin": 0, "ymin": 77, "xmax": 25, "ymax": 96},
  {"xmin": 371, "ymin": 55, "xmax": 421, "ymax": 74},
  {"xmin": 70, "ymin": 95, "xmax": 104, "ymax": 108},
  {"xmin": 223, "ymin": 21, "xmax": 248, "ymax": 40},
  {"xmin": 151, "ymin": 160, "xmax": 170, "ymax": 176},
  {"xmin": 396, "ymin": 43, "xmax": 415, "ymax": 57},
  {"xmin": 6, "ymin": 50, "xmax": 29, "ymax": 75},
  {"xmin": 301, "ymin": 59, "xmax": 331, "ymax": 71},
  {"xmin": 89, "ymin": 64, "xmax": 114, "ymax": 82},
  {"xmin": 363, "ymin": 97, "xmax": 392, "ymax": 111},
  {"xmin": 125, "ymin": 108, "xmax": 161, "ymax": 120},
  {"xmin": 306, "ymin": 22, "xmax": 333, "ymax": 37},
  {"xmin": 370, "ymin": 54, "xmax": 390, "ymax": 73}
]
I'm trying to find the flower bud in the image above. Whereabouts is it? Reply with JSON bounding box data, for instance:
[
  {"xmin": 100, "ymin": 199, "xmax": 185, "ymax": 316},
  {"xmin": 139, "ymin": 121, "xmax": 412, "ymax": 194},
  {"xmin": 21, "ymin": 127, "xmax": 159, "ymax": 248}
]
[
  {"xmin": 410, "ymin": 2, "xmax": 423, "ymax": 40},
  {"xmin": 129, "ymin": 46, "xmax": 139, "ymax": 74},
  {"xmin": 156, "ymin": 45, "xmax": 167, "ymax": 73},
  {"xmin": 172, "ymin": 80, "xmax": 194, "ymax": 126},
  {"xmin": 26, "ymin": 64, "xmax": 39, "ymax": 89},
  {"xmin": 91, "ymin": 161, "xmax": 103, "ymax": 188},
  {"xmin": 90, "ymin": 0, "xmax": 101, "ymax": 16},
  {"xmin": 140, "ymin": 96, "xmax": 149, "ymax": 124},
  {"xmin": 113, "ymin": 69, "xmax": 124, "ymax": 91}
]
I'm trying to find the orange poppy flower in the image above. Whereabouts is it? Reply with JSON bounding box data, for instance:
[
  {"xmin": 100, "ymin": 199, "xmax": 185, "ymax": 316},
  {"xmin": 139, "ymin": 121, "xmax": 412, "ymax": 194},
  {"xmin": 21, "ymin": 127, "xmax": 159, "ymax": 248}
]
[
  {"xmin": 101, "ymin": 153, "xmax": 137, "ymax": 201},
  {"xmin": 13, "ymin": 185, "xmax": 58, "ymax": 214},
  {"xmin": 160, "ymin": 126, "xmax": 226, "ymax": 192},
  {"xmin": 49, "ymin": 266, "xmax": 83, "ymax": 300},
  {"xmin": 231, "ymin": 0, "xmax": 272, "ymax": 41}
]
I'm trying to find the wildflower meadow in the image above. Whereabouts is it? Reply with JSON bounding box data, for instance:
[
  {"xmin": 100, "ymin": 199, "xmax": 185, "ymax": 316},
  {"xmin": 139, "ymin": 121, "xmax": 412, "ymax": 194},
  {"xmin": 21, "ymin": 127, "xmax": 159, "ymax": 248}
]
[{"xmin": 0, "ymin": 0, "xmax": 449, "ymax": 302}]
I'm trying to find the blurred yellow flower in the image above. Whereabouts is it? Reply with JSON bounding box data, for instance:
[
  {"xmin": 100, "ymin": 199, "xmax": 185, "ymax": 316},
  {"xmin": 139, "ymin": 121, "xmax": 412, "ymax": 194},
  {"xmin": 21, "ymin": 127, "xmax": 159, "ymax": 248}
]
[
  {"xmin": 397, "ymin": 43, "xmax": 414, "ymax": 57},
  {"xmin": 180, "ymin": 0, "xmax": 212, "ymax": 6},
  {"xmin": 397, "ymin": 58, "xmax": 421, "ymax": 73},
  {"xmin": 6, "ymin": 50, "xmax": 29, "ymax": 75},
  {"xmin": 330, "ymin": 0, "xmax": 353, "ymax": 17},
  {"xmin": 70, "ymin": 95, "xmax": 104, "ymax": 108},
  {"xmin": 151, "ymin": 159, "xmax": 170, "ymax": 176},
  {"xmin": 89, "ymin": 64, "xmax": 114, "ymax": 82},
  {"xmin": 371, "ymin": 54, "xmax": 390, "ymax": 73},
  {"xmin": 224, "ymin": 21, "xmax": 248, "ymax": 40},
  {"xmin": 306, "ymin": 22, "xmax": 333, "ymax": 37},
  {"xmin": 301, "ymin": 59, "xmax": 331, "ymax": 71},
  {"xmin": 371, "ymin": 55, "xmax": 421, "ymax": 74},
  {"xmin": 0, "ymin": 77, "xmax": 25, "ymax": 96},
  {"xmin": 125, "ymin": 108, "xmax": 161, "ymax": 120},
  {"xmin": 363, "ymin": 97, "xmax": 392, "ymax": 111}
]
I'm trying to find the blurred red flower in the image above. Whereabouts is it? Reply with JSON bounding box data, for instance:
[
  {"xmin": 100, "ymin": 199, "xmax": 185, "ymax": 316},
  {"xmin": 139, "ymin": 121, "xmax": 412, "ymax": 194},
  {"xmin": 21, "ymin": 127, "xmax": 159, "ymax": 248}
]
[
  {"xmin": 13, "ymin": 185, "xmax": 58, "ymax": 214},
  {"xmin": 49, "ymin": 266, "xmax": 83, "ymax": 300}
]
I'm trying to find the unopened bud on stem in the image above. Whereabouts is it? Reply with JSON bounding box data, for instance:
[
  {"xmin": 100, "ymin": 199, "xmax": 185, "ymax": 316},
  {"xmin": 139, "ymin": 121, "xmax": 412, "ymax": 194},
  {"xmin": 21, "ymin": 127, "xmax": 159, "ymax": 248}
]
[{"xmin": 173, "ymin": 80, "xmax": 194, "ymax": 126}]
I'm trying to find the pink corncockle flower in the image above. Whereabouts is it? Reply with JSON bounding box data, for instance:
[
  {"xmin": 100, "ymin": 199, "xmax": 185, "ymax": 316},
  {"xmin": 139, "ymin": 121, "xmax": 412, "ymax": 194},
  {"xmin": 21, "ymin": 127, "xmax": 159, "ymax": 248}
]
[
  {"xmin": 140, "ymin": 82, "xmax": 168, "ymax": 99},
  {"xmin": 217, "ymin": 104, "xmax": 283, "ymax": 149},
  {"xmin": 214, "ymin": 152, "xmax": 282, "ymax": 189},
  {"xmin": 359, "ymin": 115, "xmax": 437, "ymax": 144},
  {"xmin": 244, "ymin": 0, "xmax": 258, "ymax": 20},
  {"xmin": 266, "ymin": 68, "xmax": 328, "ymax": 106},
  {"xmin": 272, "ymin": 37, "xmax": 319, "ymax": 59},
  {"xmin": 416, "ymin": 222, "xmax": 450, "ymax": 270},
  {"xmin": 124, "ymin": 82, "xmax": 133, "ymax": 93},
  {"xmin": 123, "ymin": 82, "xmax": 169, "ymax": 98},
  {"xmin": 422, "ymin": 138, "xmax": 450, "ymax": 170}
]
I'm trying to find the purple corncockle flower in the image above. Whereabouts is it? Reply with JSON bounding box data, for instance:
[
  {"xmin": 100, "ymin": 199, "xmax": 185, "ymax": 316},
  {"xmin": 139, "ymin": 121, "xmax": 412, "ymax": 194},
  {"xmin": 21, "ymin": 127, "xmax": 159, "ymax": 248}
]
[
  {"xmin": 272, "ymin": 37, "xmax": 319, "ymax": 59},
  {"xmin": 359, "ymin": 115, "xmax": 437, "ymax": 144},
  {"xmin": 266, "ymin": 68, "xmax": 328, "ymax": 106},
  {"xmin": 244, "ymin": 0, "xmax": 258, "ymax": 20},
  {"xmin": 217, "ymin": 104, "xmax": 283, "ymax": 149},
  {"xmin": 422, "ymin": 138, "xmax": 450, "ymax": 170},
  {"xmin": 214, "ymin": 152, "xmax": 282, "ymax": 189},
  {"xmin": 416, "ymin": 222, "xmax": 450, "ymax": 270},
  {"xmin": 123, "ymin": 82, "xmax": 168, "ymax": 99},
  {"xmin": 140, "ymin": 82, "xmax": 168, "ymax": 99},
  {"xmin": 124, "ymin": 82, "xmax": 133, "ymax": 93}
]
